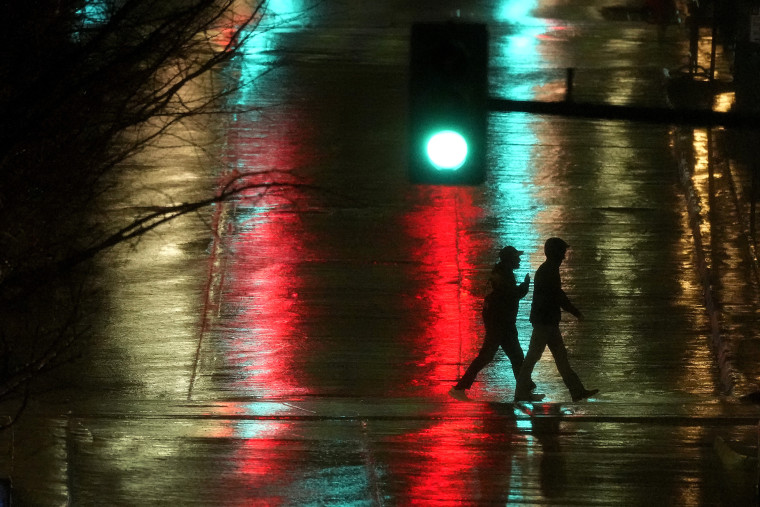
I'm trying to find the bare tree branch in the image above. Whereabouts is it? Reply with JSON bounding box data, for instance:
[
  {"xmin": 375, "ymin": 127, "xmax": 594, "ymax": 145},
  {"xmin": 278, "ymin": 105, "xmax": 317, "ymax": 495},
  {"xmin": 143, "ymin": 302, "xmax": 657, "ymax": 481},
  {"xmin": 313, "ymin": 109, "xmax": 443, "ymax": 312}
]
[{"xmin": 0, "ymin": 0, "xmax": 282, "ymax": 410}]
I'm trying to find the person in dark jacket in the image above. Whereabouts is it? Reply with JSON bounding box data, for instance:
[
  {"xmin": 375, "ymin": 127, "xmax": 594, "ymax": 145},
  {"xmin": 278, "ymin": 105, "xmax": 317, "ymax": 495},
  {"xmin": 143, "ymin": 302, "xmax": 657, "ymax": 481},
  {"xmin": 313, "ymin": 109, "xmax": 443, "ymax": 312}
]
[
  {"xmin": 514, "ymin": 238, "xmax": 598, "ymax": 402},
  {"xmin": 450, "ymin": 246, "xmax": 536, "ymax": 401}
]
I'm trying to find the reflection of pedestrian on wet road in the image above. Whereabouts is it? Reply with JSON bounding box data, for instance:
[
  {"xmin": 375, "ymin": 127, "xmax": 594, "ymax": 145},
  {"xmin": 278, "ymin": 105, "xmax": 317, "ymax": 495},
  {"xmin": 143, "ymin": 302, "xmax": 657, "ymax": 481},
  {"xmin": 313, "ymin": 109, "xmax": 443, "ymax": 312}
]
[
  {"xmin": 450, "ymin": 246, "xmax": 534, "ymax": 401},
  {"xmin": 532, "ymin": 406, "xmax": 567, "ymax": 498},
  {"xmin": 514, "ymin": 238, "xmax": 598, "ymax": 402}
]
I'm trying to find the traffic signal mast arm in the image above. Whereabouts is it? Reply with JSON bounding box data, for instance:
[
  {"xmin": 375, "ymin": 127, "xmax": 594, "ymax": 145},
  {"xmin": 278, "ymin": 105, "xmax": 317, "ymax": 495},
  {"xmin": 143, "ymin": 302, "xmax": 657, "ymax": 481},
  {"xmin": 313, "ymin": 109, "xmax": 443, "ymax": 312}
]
[{"xmin": 487, "ymin": 96, "xmax": 759, "ymax": 129}]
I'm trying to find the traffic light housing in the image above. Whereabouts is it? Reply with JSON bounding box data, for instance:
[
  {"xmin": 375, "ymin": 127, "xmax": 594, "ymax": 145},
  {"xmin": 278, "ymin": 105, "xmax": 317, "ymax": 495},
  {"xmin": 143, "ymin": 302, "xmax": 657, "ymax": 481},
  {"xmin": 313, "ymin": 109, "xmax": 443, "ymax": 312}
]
[{"xmin": 409, "ymin": 22, "xmax": 488, "ymax": 185}]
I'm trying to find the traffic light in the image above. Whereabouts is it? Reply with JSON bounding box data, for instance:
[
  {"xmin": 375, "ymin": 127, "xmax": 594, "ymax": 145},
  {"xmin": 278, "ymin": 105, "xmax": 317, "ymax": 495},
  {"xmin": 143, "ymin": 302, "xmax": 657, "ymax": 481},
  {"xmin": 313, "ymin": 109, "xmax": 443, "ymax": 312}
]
[{"xmin": 409, "ymin": 22, "xmax": 489, "ymax": 185}]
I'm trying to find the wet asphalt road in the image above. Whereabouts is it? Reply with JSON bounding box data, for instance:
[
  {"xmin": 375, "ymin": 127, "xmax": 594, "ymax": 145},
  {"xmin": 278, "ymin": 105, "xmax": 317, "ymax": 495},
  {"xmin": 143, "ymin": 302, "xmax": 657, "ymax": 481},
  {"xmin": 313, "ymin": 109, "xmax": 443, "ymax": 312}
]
[{"xmin": 3, "ymin": 0, "xmax": 760, "ymax": 504}]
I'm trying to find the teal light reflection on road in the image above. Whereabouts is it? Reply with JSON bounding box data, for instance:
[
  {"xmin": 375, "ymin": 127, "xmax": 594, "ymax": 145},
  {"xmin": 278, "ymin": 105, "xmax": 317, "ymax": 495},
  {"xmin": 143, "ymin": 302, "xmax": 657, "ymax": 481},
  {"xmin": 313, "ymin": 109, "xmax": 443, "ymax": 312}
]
[
  {"xmin": 487, "ymin": 0, "xmax": 548, "ymax": 391},
  {"xmin": 496, "ymin": 0, "xmax": 549, "ymax": 101},
  {"xmin": 499, "ymin": 0, "xmax": 536, "ymax": 21},
  {"xmin": 228, "ymin": 0, "xmax": 310, "ymax": 103},
  {"xmin": 77, "ymin": 1, "xmax": 109, "ymax": 26},
  {"xmin": 490, "ymin": 0, "xmax": 549, "ymax": 256},
  {"xmin": 74, "ymin": 0, "xmax": 110, "ymax": 40}
]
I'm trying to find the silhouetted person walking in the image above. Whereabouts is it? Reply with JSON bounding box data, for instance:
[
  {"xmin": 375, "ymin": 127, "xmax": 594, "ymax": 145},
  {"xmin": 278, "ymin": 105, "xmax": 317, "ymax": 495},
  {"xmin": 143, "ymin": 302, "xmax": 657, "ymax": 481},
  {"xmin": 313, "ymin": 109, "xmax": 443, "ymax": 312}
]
[
  {"xmin": 450, "ymin": 246, "xmax": 536, "ymax": 401},
  {"xmin": 514, "ymin": 238, "xmax": 598, "ymax": 402}
]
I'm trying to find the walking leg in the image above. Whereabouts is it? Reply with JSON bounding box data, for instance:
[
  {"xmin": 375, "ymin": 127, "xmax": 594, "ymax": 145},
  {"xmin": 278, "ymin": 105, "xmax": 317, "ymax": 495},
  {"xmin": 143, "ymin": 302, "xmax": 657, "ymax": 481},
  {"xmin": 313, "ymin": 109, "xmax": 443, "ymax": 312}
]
[
  {"xmin": 503, "ymin": 330, "xmax": 539, "ymax": 392},
  {"xmin": 514, "ymin": 326, "xmax": 548, "ymax": 399},
  {"xmin": 455, "ymin": 335, "xmax": 500, "ymax": 390},
  {"xmin": 501, "ymin": 328, "xmax": 528, "ymax": 380},
  {"xmin": 545, "ymin": 328, "xmax": 585, "ymax": 397}
]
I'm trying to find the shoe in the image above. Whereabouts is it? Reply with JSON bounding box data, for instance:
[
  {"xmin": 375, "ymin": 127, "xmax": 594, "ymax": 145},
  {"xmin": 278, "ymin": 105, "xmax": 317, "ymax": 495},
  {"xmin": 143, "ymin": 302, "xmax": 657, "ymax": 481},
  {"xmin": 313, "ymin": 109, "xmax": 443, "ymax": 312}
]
[
  {"xmin": 572, "ymin": 388, "xmax": 599, "ymax": 402},
  {"xmin": 514, "ymin": 392, "xmax": 545, "ymax": 402},
  {"xmin": 449, "ymin": 387, "xmax": 471, "ymax": 401}
]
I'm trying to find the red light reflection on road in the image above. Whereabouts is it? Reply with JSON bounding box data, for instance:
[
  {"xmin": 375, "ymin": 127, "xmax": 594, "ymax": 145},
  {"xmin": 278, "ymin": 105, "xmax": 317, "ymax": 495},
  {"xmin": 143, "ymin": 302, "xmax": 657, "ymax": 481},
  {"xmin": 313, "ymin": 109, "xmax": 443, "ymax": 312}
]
[
  {"xmin": 208, "ymin": 107, "xmax": 315, "ymax": 497},
  {"xmin": 218, "ymin": 105, "xmax": 315, "ymax": 398},
  {"xmin": 390, "ymin": 182, "xmax": 521, "ymax": 500},
  {"xmin": 208, "ymin": 3, "xmax": 263, "ymax": 50},
  {"xmin": 234, "ymin": 419, "xmax": 299, "ymax": 503},
  {"xmin": 201, "ymin": 2, "xmax": 320, "ymax": 497},
  {"xmin": 402, "ymin": 187, "xmax": 488, "ymax": 396},
  {"xmin": 225, "ymin": 206, "xmax": 312, "ymax": 397},
  {"xmin": 388, "ymin": 404, "xmax": 518, "ymax": 504},
  {"xmin": 201, "ymin": 412, "xmax": 294, "ymax": 501}
]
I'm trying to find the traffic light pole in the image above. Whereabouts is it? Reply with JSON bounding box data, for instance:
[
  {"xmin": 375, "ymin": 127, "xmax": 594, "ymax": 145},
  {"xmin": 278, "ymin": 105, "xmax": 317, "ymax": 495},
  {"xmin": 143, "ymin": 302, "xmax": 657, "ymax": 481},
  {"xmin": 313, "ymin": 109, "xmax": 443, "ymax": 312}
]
[{"xmin": 487, "ymin": 96, "xmax": 760, "ymax": 129}]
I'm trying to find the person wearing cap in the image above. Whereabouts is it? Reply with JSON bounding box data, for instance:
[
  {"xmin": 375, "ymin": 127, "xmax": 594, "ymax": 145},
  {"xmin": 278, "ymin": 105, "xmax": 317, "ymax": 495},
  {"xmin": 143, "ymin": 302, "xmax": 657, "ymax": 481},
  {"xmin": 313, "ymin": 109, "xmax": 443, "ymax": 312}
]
[
  {"xmin": 449, "ymin": 246, "xmax": 535, "ymax": 401},
  {"xmin": 513, "ymin": 237, "xmax": 598, "ymax": 402}
]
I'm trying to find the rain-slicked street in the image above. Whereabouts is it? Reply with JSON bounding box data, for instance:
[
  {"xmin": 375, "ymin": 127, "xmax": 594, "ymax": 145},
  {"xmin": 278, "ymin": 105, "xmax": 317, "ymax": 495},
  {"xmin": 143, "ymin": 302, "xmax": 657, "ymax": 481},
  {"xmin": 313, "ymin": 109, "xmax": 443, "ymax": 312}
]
[{"xmin": 3, "ymin": 0, "xmax": 760, "ymax": 504}]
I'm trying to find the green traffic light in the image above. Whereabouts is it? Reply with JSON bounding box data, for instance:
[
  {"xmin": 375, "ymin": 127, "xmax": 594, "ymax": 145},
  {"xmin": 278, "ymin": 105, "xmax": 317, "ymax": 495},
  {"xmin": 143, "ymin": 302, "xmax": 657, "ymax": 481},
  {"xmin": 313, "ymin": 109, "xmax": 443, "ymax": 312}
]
[{"xmin": 426, "ymin": 130, "xmax": 468, "ymax": 170}]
